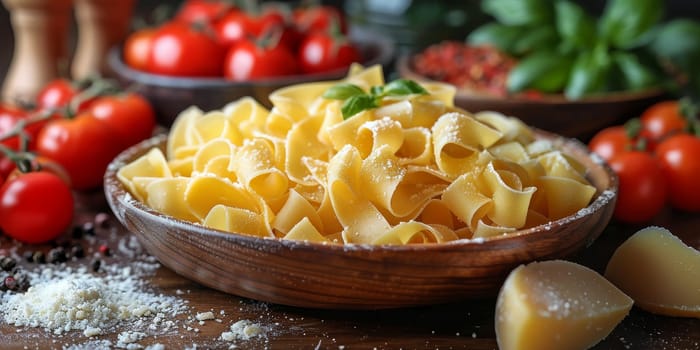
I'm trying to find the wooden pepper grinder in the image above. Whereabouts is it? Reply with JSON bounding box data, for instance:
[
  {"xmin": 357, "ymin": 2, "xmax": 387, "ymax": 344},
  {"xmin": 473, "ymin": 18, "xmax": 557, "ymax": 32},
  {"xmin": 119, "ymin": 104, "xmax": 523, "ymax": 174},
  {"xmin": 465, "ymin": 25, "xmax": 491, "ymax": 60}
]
[
  {"xmin": 71, "ymin": 0, "xmax": 135, "ymax": 80},
  {"xmin": 1, "ymin": 0, "xmax": 72, "ymax": 106}
]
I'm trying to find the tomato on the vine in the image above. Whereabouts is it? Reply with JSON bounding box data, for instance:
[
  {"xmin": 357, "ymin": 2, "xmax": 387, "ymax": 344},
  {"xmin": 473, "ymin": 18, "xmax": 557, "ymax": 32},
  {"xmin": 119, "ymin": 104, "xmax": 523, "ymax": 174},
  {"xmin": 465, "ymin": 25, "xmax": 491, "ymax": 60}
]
[
  {"xmin": 223, "ymin": 39, "xmax": 299, "ymax": 80},
  {"xmin": 655, "ymin": 134, "xmax": 700, "ymax": 212},
  {"xmin": 0, "ymin": 104, "xmax": 28, "ymax": 150},
  {"xmin": 35, "ymin": 79, "xmax": 95, "ymax": 113},
  {"xmin": 174, "ymin": 0, "xmax": 232, "ymax": 24},
  {"xmin": 293, "ymin": 5, "xmax": 347, "ymax": 35},
  {"xmin": 608, "ymin": 151, "xmax": 667, "ymax": 223},
  {"xmin": 588, "ymin": 125, "xmax": 637, "ymax": 161},
  {"xmin": 214, "ymin": 10, "xmax": 286, "ymax": 47},
  {"xmin": 0, "ymin": 171, "xmax": 74, "ymax": 244},
  {"xmin": 147, "ymin": 22, "xmax": 226, "ymax": 77},
  {"xmin": 36, "ymin": 113, "xmax": 122, "ymax": 190},
  {"xmin": 123, "ymin": 28, "xmax": 156, "ymax": 71},
  {"xmin": 0, "ymin": 156, "xmax": 15, "ymax": 184},
  {"xmin": 89, "ymin": 93, "xmax": 156, "ymax": 148},
  {"xmin": 298, "ymin": 32, "xmax": 361, "ymax": 74},
  {"xmin": 640, "ymin": 100, "xmax": 687, "ymax": 143}
]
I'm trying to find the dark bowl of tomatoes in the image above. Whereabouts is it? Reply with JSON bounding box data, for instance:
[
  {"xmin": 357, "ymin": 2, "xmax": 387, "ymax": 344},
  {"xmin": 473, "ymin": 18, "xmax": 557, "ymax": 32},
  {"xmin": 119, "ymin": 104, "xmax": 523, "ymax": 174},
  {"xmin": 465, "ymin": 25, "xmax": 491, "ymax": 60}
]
[
  {"xmin": 108, "ymin": 26, "xmax": 395, "ymax": 128},
  {"xmin": 397, "ymin": 48, "xmax": 665, "ymax": 140}
]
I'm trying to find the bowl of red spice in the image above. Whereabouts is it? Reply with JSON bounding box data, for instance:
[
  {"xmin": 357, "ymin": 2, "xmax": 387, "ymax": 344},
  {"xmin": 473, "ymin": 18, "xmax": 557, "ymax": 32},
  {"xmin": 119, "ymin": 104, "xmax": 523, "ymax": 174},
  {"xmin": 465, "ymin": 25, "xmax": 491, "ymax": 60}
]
[{"xmin": 397, "ymin": 41, "xmax": 664, "ymax": 140}]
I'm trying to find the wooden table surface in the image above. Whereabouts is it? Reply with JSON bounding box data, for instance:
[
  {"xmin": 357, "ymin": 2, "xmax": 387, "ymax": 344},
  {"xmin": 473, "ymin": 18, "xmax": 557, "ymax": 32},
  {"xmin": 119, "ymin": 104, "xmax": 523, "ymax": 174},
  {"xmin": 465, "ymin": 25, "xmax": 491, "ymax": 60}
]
[{"xmin": 1, "ymin": 188, "xmax": 698, "ymax": 350}]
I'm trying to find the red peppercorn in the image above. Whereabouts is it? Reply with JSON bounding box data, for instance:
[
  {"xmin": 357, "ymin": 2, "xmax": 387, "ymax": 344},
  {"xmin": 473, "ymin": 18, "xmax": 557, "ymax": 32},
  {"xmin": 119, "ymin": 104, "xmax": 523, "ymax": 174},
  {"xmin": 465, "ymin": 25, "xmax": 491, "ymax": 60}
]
[{"xmin": 99, "ymin": 244, "xmax": 111, "ymax": 256}]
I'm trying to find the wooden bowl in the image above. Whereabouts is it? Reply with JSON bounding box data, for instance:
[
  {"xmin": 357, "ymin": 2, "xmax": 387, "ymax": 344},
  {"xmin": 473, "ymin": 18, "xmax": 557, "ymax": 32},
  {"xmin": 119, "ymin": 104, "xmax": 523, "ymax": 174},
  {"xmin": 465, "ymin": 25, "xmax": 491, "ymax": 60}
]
[
  {"xmin": 104, "ymin": 132, "xmax": 617, "ymax": 310},
  {"xmin": 396, "ymin": 55, "xmax": 664, "ymax": 140},
  {"xmin": 107, "ymin": 26, "xmax": 395, "ymax": 128}
]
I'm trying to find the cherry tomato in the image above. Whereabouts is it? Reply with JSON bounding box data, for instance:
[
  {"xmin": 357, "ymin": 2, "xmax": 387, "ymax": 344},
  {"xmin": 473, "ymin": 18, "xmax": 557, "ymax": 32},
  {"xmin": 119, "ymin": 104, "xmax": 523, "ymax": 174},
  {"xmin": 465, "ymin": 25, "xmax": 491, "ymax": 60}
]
[
  {"xmin": 655, "ymin": 134, "xmax": 700, "ymax": 212},
  {"xmin": 89, "ymin": 93, "xmax": 156, "ymax": 148},
  {"xmin": 0, "ymin": 171, "xmax": 74, "ymax": 244},
  {"xmin": 123, "ymin": 28, "xmax": 156, "ymax": 71},
  {"xmin": 0, "ymin": 156, "xmax": 15, "ymax": 183},
  {"xmin": 223, "ymin": 39, "xmax": 299, "ymax": 81},
  {"xmin": 298, "ymin": 32, "xmax": 361, "ymax": 74},
  {"xmin": 36, "ymin": 114, "xmax": 122, "ymax": 190},
  {"xmin": 214, "ymin": 10, "xmax": 286, "ymax": 47},
  {"xmin": 640, "ymin": 100, "xmax": 687, "ymax": 143},
  {"xmin": 608, "ymin": 151, "xmax": 667, "ymax": 223},
  {"xmin": 293, "ymin": 5, "xmax": 347, "ymax": 34},
  {"xmin": 35, "ymin": 79, "xmax": 95, "ymax": 113},
  {"xmin": 588, "ymin": 125, "xmax": 636, "ymax": 161},
  {"xmin": 175, "ymin": 0, "xmax": 232, "ymax": 24},
  {"xmin": 6, "ymin": 156, "xmax": 72, "ymax": 186},
  {"xmin": 0, "ymin": 104, "xmax": 28, "ymax": 150},
  {"xmin": 147, "ymin": 22, "xmax": 226, "ymax": 77}
]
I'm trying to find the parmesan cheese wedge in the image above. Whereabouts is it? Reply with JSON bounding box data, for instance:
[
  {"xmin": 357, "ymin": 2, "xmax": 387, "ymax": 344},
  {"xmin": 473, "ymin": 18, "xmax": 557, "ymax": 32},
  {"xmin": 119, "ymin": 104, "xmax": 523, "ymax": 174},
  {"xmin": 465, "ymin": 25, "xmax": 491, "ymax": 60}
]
[
  {"xmin": 495, "ymin": 260, "xmax": 633, "ymax": 350},
  {"xmin": 605, "ymin": 226, "xmax": 700, "ymax": 318}
]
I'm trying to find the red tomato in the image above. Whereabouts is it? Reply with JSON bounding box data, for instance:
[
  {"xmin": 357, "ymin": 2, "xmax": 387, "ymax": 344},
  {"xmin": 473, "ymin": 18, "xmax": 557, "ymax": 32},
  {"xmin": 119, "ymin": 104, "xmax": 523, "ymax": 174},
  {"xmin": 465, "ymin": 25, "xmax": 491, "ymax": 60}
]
[
  {"xmin": 147, "ymin": 22, "xmax": 226, "ymax": 77},
  {"xmin": 223, "ymin": 40, "xmax": 299, "ymax": 81},
  {"xmin": 655, "ymin": 134, "xmax": 700, "ymax": 212},
  {"xmin": 0, "ymin": 104, "xmax": 28, "ymax": 150},
  {"xmin": 35, "ymin": 79, "xmax": 90, "ymax": 112},
  {"xmin": 88, "ymin": 93, "xmax": 156, "ymax": 148},
  {"xmin": 6, "ymin": 156, "xmax": 72, "ymax": 186},
  {"xmin": 123, "ymin": 28, "xmax": 156, "ymax": 71},
  {"xmin": 608, "ymin": 151, "xmax": 667, "ymax": 223},
  {"xmin": 175, "ymin": 0, "xmax": 232, "ymax": 24},
  {"xmin": 588, "ymin": 126, "xmax": 636, "ymax": 161},
  {"xmin": 0, "ymin": 156, "xmax": 15, "ymax": 183},
  {"xmin": 293, "ymin": 5, "xmax": 347, "ymax": 34},
  {"xmin": 640, "ymin": 100, "xmax": 687, "ymax": 143},
  {"xmin": 214, "ymin": 10, "xmax": 286, "ymax": 47},
  {"xmin": 0, "ymin": 171, "xmax": 74, "ymax": 244},
  {"xmin": 36, "ymin": 114, "xmax": 122, "ymax": 190},
  {"xmin": 298, "ymin": 32, "xmax": 361, "ymax": 74}
]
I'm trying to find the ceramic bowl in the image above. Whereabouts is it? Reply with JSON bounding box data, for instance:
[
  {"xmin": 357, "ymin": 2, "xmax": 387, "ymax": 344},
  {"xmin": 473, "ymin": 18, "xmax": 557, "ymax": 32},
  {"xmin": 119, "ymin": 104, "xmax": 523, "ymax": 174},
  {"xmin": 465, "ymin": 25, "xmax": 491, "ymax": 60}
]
[
  {"xmin": 396, "ymin": 55, "xmax": 664, "ymax": 140},
  {"xmin": 104, "ymin": 128, "xmax": 617, "ymax": 310},
  {"xmin": 107, "ymin": 27, "xmax": 395, "ymax": 127}
]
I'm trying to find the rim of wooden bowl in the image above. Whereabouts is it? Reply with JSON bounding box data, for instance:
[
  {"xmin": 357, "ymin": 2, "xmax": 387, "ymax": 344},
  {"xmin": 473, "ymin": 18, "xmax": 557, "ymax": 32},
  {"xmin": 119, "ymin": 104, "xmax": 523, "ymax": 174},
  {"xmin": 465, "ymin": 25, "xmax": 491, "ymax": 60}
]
[{"xmin": 104, "ymin": 132, "xmax": 618, "ymax": 309}]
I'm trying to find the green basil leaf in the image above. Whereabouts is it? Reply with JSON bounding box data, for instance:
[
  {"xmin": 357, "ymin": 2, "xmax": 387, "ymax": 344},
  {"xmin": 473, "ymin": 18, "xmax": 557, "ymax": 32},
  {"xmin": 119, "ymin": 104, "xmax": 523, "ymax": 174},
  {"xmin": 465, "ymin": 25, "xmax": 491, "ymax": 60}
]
[
  {"xmin": 322, "ymin": 83, "xmax": 366, "ymax": 100},
  {"xmin": 370, "ymin": 85, "xmax": 384, "ymax": 96},
  {"xmin": 600, "ymin": 0, "xmax": 663, "ymax": 49},
  {"xmin": 341, "ymin": 95, "xmax": 378, "ymax": 120},
  {"xmin": 650, "ymin": 19, "xmax": 700, "ymax": 75},
  {"xmin": 565, "ymin": 48, "xmax": 612, "ymax": 99},
  {"xmin": 382, "ymin": 79, "xmax": 428, "ymax": 97},
  {"xmin": 467, "ymin": 23, "xmax": 523, "ymax": 53},
  {"xmin": 555, "ymin": 1, "xmax": 596, "ymax": 49},
  {"xmin": 481, "ymin": 0, "xmax": 552, "ymax": 26},
  {"xmin": 507, "ymin": 51, "xmax": 569, "ymax": 93},
  {"xmin": 613, "ymin": 52, "xmax": 660, "ymax": 91},
  {"xmin": 511, "ymin": 26, "xmax": 558, "ymax": 55}
]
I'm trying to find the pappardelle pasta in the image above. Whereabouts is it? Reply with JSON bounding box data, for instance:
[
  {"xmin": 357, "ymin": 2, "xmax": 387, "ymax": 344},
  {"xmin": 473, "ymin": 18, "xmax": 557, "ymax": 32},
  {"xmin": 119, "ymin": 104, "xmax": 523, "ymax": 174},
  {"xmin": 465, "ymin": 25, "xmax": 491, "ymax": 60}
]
[{"xmin": 118, "ymin": 65, "xmax": 597, "ymax": 245}]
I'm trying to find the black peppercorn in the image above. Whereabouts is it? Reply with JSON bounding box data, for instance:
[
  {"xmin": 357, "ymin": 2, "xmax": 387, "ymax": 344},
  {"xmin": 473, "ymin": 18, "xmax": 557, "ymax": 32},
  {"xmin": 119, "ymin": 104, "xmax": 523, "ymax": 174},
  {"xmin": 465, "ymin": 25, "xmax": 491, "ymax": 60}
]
[
  {"xmin": 47, "ymin": 247, "xmax": 67, "ymax": 264},
  {"xmin": 82, "ymin": 222, "xmax": 95, "ymax": 236},
  {"xmin": 90, "ymin": 258, "xmax": 102, "ymax": 272},
  {"xmin": 70, "ymin": 244, "xmax": 85, "ymax": 259},
  {"xmin": 32, "ymin": 251, "xmax": 46, "ymax": 264},
  {"xmin": 0, "ymin": 256, "xmax": 16, "ymax": 271},
  {"xmin": 71, "ymin": 225, "xmax": 84, "ymax": 239}
]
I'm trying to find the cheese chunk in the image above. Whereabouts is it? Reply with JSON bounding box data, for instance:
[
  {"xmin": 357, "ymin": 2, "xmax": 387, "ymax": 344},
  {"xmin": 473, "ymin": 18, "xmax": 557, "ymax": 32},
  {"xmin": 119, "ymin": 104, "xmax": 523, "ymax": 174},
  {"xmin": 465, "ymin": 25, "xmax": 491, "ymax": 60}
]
[
  {"xmin": 605, "ymin": 226, "xmax": 700, "ymax": 318},
  {"xmin": 495, "ymin": 260, "xmax": 633, "ymax": 350}
]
